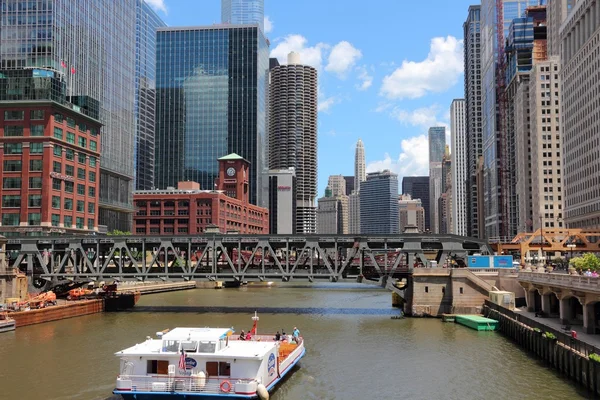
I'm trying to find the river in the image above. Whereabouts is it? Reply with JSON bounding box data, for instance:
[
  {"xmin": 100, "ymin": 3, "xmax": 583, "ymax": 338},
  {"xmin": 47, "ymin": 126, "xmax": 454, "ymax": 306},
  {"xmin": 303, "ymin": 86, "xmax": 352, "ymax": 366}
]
[{"xmin": 0, "ymin": 284, "xmax": 592, "ymax": 399}]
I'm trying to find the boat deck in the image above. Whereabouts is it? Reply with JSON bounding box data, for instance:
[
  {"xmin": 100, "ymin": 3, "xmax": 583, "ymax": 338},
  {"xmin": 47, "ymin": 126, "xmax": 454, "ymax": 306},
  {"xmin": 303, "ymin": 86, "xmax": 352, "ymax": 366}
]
[{"xmin": 455, "ymin": 315, "xmax": 498, "ymax": 331}]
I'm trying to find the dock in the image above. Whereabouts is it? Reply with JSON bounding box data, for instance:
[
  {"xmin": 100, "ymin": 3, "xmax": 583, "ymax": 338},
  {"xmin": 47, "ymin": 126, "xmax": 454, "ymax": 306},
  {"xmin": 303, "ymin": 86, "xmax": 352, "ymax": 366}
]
[
  {"xmin": 117, "ymin": 281, "xmax": 197, "ymax": 295},
  {"xmin": 455, "ymin": 315, "xmax": 498, "ymax": 331}
]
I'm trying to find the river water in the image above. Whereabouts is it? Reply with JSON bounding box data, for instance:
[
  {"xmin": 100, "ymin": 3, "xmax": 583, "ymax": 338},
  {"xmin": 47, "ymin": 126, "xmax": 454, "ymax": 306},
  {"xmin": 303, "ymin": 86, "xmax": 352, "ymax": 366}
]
[{"xmin": 0, "ymin": 284, "xmax": 592, "ymax": 400}]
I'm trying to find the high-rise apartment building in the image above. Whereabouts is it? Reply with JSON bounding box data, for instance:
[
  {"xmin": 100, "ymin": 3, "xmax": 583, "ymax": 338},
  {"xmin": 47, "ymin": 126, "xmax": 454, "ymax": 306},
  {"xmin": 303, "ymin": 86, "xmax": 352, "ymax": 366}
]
[
  {"xmin": 360, "ymin": 171, "xmax": 399, "ymax": 234},
  {"xmin": 560, "ymin": 0, "xmax": 600, "ymax": 229},
  {"xmin": 134, "ymin": 1, "xmax": 166, "ymax": 191},
  {"xmin": 481, "ymin": 0, "xmax": 543, "ymax": 238},
  {"xmin": 0, "ymin": 0, "xmax": 139, "ymax": 232},
  {"xmin": 354, "ymin": 139, "xmax": 366, "ymax": 193},
  {"xmin": 402, "ymin": 176, "xmax": 430, "ymax": 231},
  {"xmin": 348, "ymin": 192, "xmax": 360, "ymax": 234},
  {"xmin": 155, "ymin": 25, "xmax": 269, "ymax": 208},
  {"xmin": 328, "ymin": 175, "xmax": 346, "ymax": 197},
  {"xmin": 428, "ymin": 127, "xmax": 446, "ymax": 234},
  {"xmin": 399, "ymin": 194, "xmax": 425, "ymax": 233},
  {"xmin": 222, "ymin": 0, "xmax": 264, "ymax": 32},
  {"xmin": 268, "ymin": 52, "xmax": 318, "ymax": 233},
  {"xmin": 450, "ymin": 99, "xmax": 467, "ymax": 236},
  {"xmin": 464, "ymin": 5, "xmax": 483, "ymax": 238}
]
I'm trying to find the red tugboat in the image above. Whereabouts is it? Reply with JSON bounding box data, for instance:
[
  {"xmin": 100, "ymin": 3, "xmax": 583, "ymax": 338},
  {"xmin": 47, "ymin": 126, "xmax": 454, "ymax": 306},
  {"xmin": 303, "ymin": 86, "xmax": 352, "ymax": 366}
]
[{"xmin": 99, "ymin": 284, "xmax": 141, "ymax": 312}]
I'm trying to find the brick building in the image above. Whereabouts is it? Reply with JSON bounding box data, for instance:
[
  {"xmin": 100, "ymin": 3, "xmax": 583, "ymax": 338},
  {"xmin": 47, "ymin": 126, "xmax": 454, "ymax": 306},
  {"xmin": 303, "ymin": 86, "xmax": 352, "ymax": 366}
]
[
  {"xmin": 0, "ymin": 101, "xmax": 102, "ymax": 236},
  {"xmin": 134, "ymin": 154, "xmax": 269, "ymax": 235}
]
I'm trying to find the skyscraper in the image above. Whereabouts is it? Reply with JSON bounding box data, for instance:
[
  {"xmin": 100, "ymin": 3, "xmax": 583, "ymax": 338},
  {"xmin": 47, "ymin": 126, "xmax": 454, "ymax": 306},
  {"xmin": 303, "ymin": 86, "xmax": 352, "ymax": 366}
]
[
  {"xmin": 155, "ymin": 25, "xmax": 269, "ymax": 207},
  {"xmin": 464, "ymin": 5, "xmax": 483, "ymax": 238},
  {"xmin": 222, "ymin": 0, "xmax": 264, "ymax": 32},
  {"xmin": 360, "ymin": 170, "xmax": 399, "ymax": 234},
  {"xmin": 343, "ymin": 176, "xmax": 355, "ymax": 196},
  {"xmin": 0, "ymin": 0, "xmax": 138, "ymax": 232},
  {"xmin": 328, "ymin": 175, "xmax": 346, "ymax": 197},
  {"xmin": 134, "ymin": 1, "xmax": 166, "ymax": 191},
  {"xmin": 268, "ymin": 52, "xmax": 318, "ymax": 233},
  {"xmin": 402, "ymin": 176, "xmax": 430, "ymax": 231},
  {"xmin": 428, "ymin": 127, "xmax": 446, "ymax": 234},
  {"xmin": 354, "ymin": 139, "xmax": 366, "ymax": 193},
  {"xmin": 451, "ymin": 99, "xmax": 467, "ymax": 236}
]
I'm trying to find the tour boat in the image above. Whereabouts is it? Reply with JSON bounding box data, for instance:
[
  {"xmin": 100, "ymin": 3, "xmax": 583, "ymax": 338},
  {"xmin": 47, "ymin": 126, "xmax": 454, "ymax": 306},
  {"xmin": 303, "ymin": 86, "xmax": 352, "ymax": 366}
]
[
  {"xmin": 113, "ymin": 313, "xmax": 305, "ymax": 399},
  {"xmin": 0, "ymin": 312, "xmax": 16, "ymax": 333}
]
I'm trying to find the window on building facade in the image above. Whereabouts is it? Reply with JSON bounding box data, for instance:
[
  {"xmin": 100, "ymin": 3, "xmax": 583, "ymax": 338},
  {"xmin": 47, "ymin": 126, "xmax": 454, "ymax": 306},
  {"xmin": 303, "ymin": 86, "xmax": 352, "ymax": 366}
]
[
  {"xmin": 30, "ymin": 142, "xmax": 43, "ymax": 154},
  {"xmin": 88, "ymin": 187, "xmax": 95, "ymax": 197},
  {"xmin": 88, "ymin": 218, "xmax": 94, "ymax": 229},
  {"xmin": 4, "ymin": 111, "xmax": 24, "ymax": 120},
  {"xmin": 67, "ymin": 117, "xmax": 76, "ymax": 128},
  {"xmin": 30, "ymin": 110, "xmax": 44, "ymax": 120},
  {"xmin": 78, "ymin": 137, "xmax": 86, "ymax": 148},
  {"xmin": 2, "ymin": 195, "xmax": 20, "ymax": 208},
  {"xmin": 51, "ymin": 214, "xmax": 60, "ymax": 226},
  {"xmin": 66, "ymin": 149, "xmax": 74, "ymax": 160},
  {"xmin": 54, "ymin": 113, "xmax": 63, "ymax": 123},
  {"xmin": 64, "ymin": 215, "xmax": 72, "ymax": 227},
  {"xmin": 89, "ymin": 171, "xmax": 96, "ymax": 182},
  {"xmin": 66, "ymin": 132, "xmax": 75, "ymax": 144},
  {"xmin": 3, "ymin": 160, "xmax": 21, "ymax": 172},
  {"xmin": 90, "ymin": 140, "xmax": 97, "ymax": 151},
  {"xmin": 88, "ymin": 202, "xmax": 95, "ymax": 214},
  {"xmin": 52, "ymin": 196, "xmax": 60, "ymax": 209},
  {"xmin": 64, "ymin": 198, "xmax": 73, "ymax": 210},
  {"xmin": 78, "ymin": 153, "xmax": 86, "ymax": 164},
  {"xmin": 53, "ymin": 161, "xmax": 61, "ymax": 173},
  {"xmin": 89, "ymin": 156, "xmax": 96, "ymax": 167},
  {"xmin": 54, "ymin": 127, "xmax": 63, "ymax": 140},
  {"xmin": 28, "ymin": 213, "xmax": 41, "ymax": 225},
  {"xmin": 1, "ymin": 213, "xmax": 20, "ymax": 226},
  {"xmin": 4, "ymin": 125, "xmax": 23, "ymax": 136},
  {"xmin": 90, "ymin": 127, "xmax": 98, "ymax": 137},
  {"xmin": 29, "ymin": 177, "xmax": 42, "ymax": 189},
  {"xmin": 78, "ymin": 122, "xmax": 87, "ymax": 132},
  {"xmin": 77, "ymin": 168, "xmax": 85, "ymax": 180},
  {"xmin": 77, "ymin": 184, "xmax": 85, "ymax": 195},
  {"xmin": 4, "ymin": 143, "xmax": 22, "ymax": 154},
  {"xmin": 29, "ymin": 159, "xmax": 42, "ymax": 171},
  {"xmin": 76, "ymin": 217, "xmax": 84, "ymax": 229},
  {"xmin": 65, "ymin": 181, "xmax": 74, "ymax": 193},
  {"xmin": 28, "ymin": 194, "xmax": 42, "ymax": 207},
  {"xmin": 3, "ymin": 177, "xmax": 21, "ymax": 189},
  {"xmin": 65, "ymin": 165, "xmax": 74, "ymax": 176},
  {"xmin": 53, "ymin": 145, "xmax": 62, "ymax": 156},
  {"xmin": 76, "ymin": 200, "xmax": 84, "ymax": 212},
  {"xmin": 52, "ymin": 178, "xmax": 61, "ymax": 191}
]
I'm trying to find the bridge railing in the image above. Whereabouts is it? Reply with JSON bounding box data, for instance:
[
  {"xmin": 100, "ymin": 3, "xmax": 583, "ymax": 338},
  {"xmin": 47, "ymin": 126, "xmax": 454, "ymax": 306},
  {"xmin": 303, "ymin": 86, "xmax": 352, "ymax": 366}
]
[{"xmin": 518, "ymin": 271, "xmax": 600, "ymax": 292}]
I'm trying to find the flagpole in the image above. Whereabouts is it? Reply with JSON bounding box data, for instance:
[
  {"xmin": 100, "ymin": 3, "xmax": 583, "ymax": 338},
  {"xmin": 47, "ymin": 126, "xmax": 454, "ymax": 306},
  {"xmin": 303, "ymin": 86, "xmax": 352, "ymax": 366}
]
[{"xmin": 252, "ymin": 311, "xmax": 259, "ymax": 338}]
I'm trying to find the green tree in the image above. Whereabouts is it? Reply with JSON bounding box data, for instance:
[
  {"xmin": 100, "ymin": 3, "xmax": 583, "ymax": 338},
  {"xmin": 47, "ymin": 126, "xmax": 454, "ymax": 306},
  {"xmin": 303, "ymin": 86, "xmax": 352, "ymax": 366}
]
[
  {"xmin": 107, "ymin": 230, "xmax": 131, "ymax": 236},
  {"xmin": 570, "ymin": 253, "xmax": 600, "ymax": 272}
]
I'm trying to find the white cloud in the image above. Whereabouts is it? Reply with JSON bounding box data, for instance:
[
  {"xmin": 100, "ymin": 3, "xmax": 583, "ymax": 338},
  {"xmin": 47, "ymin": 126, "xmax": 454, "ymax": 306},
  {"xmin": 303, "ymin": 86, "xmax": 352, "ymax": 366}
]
[
  {"xmin": 318, "ymin": 85, "xmax": 338, "ymax": 113},
  {"xmin": 145, "ymin": 0, "xmax": 167, "ymax": 14},
  {"xmin": 366, "ymin": 135, "xmax": 430, "ymax": 179},
  {"xmin": 264, "ymin": 16, "xmax": 273, "ymax": 33},
  {"xmin": 270, "ymin": 34, "xmax": 329, "ymax": 69},
  {"xmin": 391, "ymin": 105, "xmax": 441, "ymax": 128},
  {"xmin": 380, "ymin": 36, "xmax": 464, "ymax": 100},
  {"xmin": 356, "ymin": 66, "xmax": 373, "ymax": 91},
  {"xmin": 325, "ymin": 41, "xmax": 362, "ymax": 78}
]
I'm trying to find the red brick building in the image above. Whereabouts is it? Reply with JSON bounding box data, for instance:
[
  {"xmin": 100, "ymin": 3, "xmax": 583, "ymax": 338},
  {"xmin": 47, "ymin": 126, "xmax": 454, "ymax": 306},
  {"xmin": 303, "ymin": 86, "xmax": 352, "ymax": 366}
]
[
  {"xmin": 134, "ymin": 154, "xmax": 269, "ymax": 235},
  {"xmin": 0, "ymin": 101, "xmax": 102, "ymax": 236}
]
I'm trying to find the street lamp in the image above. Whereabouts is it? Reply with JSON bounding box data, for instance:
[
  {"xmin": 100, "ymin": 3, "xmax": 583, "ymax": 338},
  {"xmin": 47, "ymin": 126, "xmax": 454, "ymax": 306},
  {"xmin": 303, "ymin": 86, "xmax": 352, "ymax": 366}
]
[{"xmin": 567, "ymin": 243, "xmax": 576, "ymax": 263}]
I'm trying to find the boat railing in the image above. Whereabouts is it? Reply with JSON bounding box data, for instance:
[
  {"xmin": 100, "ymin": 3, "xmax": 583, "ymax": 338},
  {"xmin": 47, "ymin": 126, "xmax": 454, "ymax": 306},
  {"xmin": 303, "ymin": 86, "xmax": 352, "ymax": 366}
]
[
  {"xmin": 230, "ymin": 334, "xmax": 303, "ymax": 344},
  {"xmin": 117, "ymin": 374, "xmax": 257, "ymax": 394}
]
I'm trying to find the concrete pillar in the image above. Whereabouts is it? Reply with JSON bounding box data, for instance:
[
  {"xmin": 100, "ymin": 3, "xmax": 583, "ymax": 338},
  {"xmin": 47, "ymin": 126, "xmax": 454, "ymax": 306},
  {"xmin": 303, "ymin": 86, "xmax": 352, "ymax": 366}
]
[
  {"xmin": 526, "ymin": 290, "xmax": 536, "ymax": 312},
  {"xmin": 541, "ymin": 293, "xmax": 552, "ymax": 315},
  {"xmin": 583, "ymin": 303, "xmax": 596, "ymax": 334},
  {"xmin": 560, "ymin": 298, "xmax": 574, "ymax": 325}
]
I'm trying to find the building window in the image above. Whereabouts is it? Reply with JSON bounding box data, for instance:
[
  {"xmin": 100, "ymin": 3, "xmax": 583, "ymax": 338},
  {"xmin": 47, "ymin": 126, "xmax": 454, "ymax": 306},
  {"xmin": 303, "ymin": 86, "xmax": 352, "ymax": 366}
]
[
  {"xmin": 4, "ymin": 125, "xmax": 23, "ymax": 136},
  {"xmin": 28, "ymin": 213, "xmax": 41, "ymax": 225},
  {"xmin": 76, "ymin": 217, "xmax": 84, "ymax": 229},
  {"xmin": 4, "ymin": 143, "xmax": 22, "ymax": 154},
  {"xmin": 88, "ymin": 187, "xmax": 95, "ymax": 197},
  {"xmin": 29, "ymin": 159, "xmax": 42, "ymax": 172},
  {"xmin": 30, "ymin": 142, "xmax": 43, "ymax": 154},
  {"xmin": 78, "ymin": 136, "xmax": 86, "ymax": 148},
  {"xmin": 1, "ymin": 213, "xmax": 20, "ymax": 226},
  {"xmin": 78, "ymin": 122, "xmax": 87, "ymax": 132},
  {"xmin": 53, "ymin": 145, "xmax": 62, "ymax": 156},
  {"xmin": 77, "ymin": 168, "xmax": 85, "ymax": 180},
  {"xmin": 53, "ymin": 161, "xmax": 61, "ymax": 173},
  {"xmin": 29, "ymin": 177, "xmax": 42, "ymax": 189},
  {"xmin": 77, "ymin": 184, "xmax": 85, "ymax": 195},
  {"xmin": 51, "ymin": 214, "xmax": 60, "ymax": 227},
  {"xmin": 88, "ymin": 218, "xmax": 94, "ymax": 229},
  {"xmin": 64, "ymin": 198, "xmax": 73, "ymax": 210},
  {"xmin": 33, "ymin": 128, "xmax": 49, "ymax": 147},
  {"xmin": 52, "ymin": 196, "xmax": 60, "ymax": 209},
  {"xmin": 65, "ymin": 165, "xmax": 74, "ymax": 176},
  {"xmin": 64, "ymin": 215, "xmax": 72, "ymax": 228},
  {"xmin": 89, "ymin": 171, "xmax": 96, "ymax": 182},
  {"xmin": 90, "ymin": 140, "xmax": 97, "ymax": 151},
  {"xmin": 54, "ymin": 127, "xmax": 63, "ymax": 140},
  {"xmin": 30, "ymin": 110, "xmax": 44, "ymax": 120},
  {"xmin": 76, "ymin": 200, "xmax": 84, "ymax": 212},
  {"xmin": 65, "ymin": 181, "xmax": 74, "ymax": 193},
  {"xmin": 52, "ymin": 178, "xmax": 61, "ymax": 191},
  {"xmin": 4, "ymin": 111, "xmax": 24, "ymax": 120},
  {"xmin": 90, "ymin": 127, "xmax": 98, "ymax": 137},
  {"xmin": 67, "ymin": 117, "xmax": 76, "ymax": 128},
  {"xmin": 88, "ymin": 202, "xmax": 95, "ymax": 214},
  {"xmin": 66, "ymin": 149, "xmax": 74, "ymax": 160},
  {"xmin": 28, "ymin": 194, "xmax": 42, "ymax": 207},
  {"xmin": 66, "ymin": 132, "xmax": 75, "ymax": 144},
  {"xmin": 78, "ymin": 153, "xmax": 86, "ymax": 164},
  {"xmin": 3, "ymin": 177, "xmax": 21, "ymax": 189},
  {"xmin": 3, "ymin": 160, "xmax": 21, "ymax": 172},
  {"xmin": 54, "ymin": 113, "xmax": 64, "ymax": 123},
  {"xmin": 2, "ymin": 195, "xmax": 20, "ymax": 208},
  {"xmin": 89, "ymin": 156, "xmax": 96, "ymax": 167}
]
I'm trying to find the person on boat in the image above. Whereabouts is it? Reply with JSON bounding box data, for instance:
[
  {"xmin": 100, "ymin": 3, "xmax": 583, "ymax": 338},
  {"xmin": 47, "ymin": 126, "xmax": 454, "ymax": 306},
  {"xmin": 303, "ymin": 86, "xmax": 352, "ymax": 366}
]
[
  {"xmin": 281, "ymin": 331, "xmax": 287, "ymax": 341},
  {"xmin": 245, "ymin": 331, "xmax": 252, "ymax": 340},
  {"xmin": 274, "ymin": 331, "xmax": 281, "ymax": 341},
  {"xmin": 239, "ymin": 330, "xmax": 246, "ymax": 340},
  {"xmin": 292, "ymin": 327, "xmax": 300, "ymax": 343}
]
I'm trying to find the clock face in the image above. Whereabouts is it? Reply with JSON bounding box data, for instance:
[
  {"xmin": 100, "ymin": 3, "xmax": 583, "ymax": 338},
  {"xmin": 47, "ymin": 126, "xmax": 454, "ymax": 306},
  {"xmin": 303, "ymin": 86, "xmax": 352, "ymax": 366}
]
[{"xmin": 226, "ymin": 167, "xmax": 236, "ymax": 177}]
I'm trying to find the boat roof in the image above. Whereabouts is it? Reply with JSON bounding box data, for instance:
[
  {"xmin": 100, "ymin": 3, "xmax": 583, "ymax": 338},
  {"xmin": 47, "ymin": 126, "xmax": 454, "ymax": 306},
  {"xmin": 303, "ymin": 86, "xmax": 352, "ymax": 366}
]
[{"xmin": 162, "ymin": 327, "xmax": 233, "ymax": 341}]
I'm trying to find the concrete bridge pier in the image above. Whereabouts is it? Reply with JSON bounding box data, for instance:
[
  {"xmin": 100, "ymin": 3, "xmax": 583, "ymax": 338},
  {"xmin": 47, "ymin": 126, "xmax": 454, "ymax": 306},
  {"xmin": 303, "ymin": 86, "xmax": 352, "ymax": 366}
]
[
  {"xmin": 559, "ymin": 297, "xmax": 575, "ymax": 325},
  {"xmin": 541, "ymin": 291, "xmax": 552, "ymax": 315},
  {"xmin": 525, "ymin": 290, "xmax": 537, "ymax": 312}
]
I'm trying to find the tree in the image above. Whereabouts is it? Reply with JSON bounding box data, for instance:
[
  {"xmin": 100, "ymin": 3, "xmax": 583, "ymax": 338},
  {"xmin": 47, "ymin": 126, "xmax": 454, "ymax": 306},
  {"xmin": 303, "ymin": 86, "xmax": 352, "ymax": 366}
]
[
  {"xmin": 107, "ymin": 230, "xmax": 131, "ymax": 236},
  {"xmin": 570, "ymin": 253, "xmax": 600, "ymax": 272}
]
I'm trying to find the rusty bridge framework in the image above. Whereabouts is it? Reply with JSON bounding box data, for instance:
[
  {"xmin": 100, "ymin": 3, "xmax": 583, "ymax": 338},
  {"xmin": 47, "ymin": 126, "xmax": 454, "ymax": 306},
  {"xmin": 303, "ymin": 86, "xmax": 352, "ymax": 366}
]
[{"xmin": 4, "ymin": 234, "xmax": 493, "ymax": 284}]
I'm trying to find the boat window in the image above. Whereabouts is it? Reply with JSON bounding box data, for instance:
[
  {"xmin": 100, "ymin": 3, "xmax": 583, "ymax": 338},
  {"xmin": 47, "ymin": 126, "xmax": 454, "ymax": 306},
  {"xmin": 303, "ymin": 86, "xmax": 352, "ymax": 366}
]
[
  {"xmin": 162, "ymin": 340, "xmax": 180, "ymax": 352},
  {"xmin": 147, "ymin": 360, "xmax": 169, "ymax": 374},
  {"xmin": 197, "ymin": 341, "xmax": 216, "ymax": 353},
  {"xmin": 181, "ymin": 340, "xmax": 198, "ymax": 352},
  {"xmin": 206, "ymin": 361, "xmax": 231, "ymax": 376},
  {"xmin": 219, "ymin": 362, "xmax": 231, "ymax": 376}
]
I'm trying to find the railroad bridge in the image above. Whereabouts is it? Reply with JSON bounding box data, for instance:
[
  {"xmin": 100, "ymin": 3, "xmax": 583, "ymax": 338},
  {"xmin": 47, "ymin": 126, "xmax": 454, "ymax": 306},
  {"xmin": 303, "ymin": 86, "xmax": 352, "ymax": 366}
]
[{"xmin": 2, "ymin": 234, "xmax": 492, "ymax": 286}]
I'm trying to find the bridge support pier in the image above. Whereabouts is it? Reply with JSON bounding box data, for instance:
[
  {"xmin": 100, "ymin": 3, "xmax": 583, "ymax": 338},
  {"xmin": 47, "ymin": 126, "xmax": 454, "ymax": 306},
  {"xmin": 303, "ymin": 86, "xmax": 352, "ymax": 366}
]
[
  {"xmin": 559, "ymin": 298, "xmax": 574, "ymax": 325},
  {"xmin": 525, "ymin": 290, "xmax": 536, "ymax": 312},
  {"xmin": 541, "ymin": 293, "xmax": 552, "ymax": 315},
  {"xmin": 583, "ymin": 303, "xmax": 596, "ymax": 334}
]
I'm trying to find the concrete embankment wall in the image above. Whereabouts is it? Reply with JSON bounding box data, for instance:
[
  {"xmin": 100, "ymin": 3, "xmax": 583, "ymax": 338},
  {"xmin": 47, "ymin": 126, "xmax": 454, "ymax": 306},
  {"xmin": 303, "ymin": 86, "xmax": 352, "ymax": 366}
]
[
  {"xmin": 484, "ymin": 303, "xmax": 600, "ymax": 396},
  {"xmin": 11, "ymin": 299, "xmax": 103, "ymax": 327},
  {"xmin": 117, "ymin": 281, "xmax": 198, "ymax": 294}
]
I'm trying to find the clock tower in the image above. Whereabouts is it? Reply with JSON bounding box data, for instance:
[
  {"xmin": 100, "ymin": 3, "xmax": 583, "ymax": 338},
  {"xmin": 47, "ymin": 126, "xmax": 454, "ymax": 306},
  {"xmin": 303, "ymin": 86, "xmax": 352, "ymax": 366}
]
[{"xmin": 216, "ymin": 153, "xmax": 250, "ymax": 203}]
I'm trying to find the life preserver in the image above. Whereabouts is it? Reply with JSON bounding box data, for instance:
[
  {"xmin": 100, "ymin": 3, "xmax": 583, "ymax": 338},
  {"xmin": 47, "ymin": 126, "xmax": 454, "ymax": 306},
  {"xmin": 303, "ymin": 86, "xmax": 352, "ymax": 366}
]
[{"xmin": 220, "ymin": 380, "xmax": 232, "ymax": 393}]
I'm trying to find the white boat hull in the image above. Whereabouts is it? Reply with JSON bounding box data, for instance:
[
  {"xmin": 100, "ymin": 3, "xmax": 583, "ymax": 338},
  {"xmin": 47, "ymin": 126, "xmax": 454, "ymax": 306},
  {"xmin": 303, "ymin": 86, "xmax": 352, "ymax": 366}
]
[{"xmin": 0, "ymin": 320, "xmax": 16, "ymax": 333}]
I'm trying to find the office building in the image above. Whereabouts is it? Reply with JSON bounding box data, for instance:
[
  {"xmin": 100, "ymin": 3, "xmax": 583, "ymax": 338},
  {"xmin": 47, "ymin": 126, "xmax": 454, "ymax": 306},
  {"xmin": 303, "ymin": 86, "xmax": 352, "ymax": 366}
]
[
  {"xmin": 548, "ymin": 0, "xmax": 577, "ymax": 56},
  {"xmin": 134, "ymin": 1, "xmax": 166, "ymax": 191},
  {"xmin": 464, "ymin": 5, "xmax": 483, "ymax": 238},
  {"xmin": 428, "ymin": 127, "xmax": 445, "ymax": 233},
  {"xmin": 155, "ymin": 25, "xmax": 269, "ymax": 208},
  {"xmin": 450, "ymin": 99, "xmax": 467, "ymax": 236},
  {"xmin": 268, "ymin": 168, "xmax": 296, "ymax": 234},
  {"xmin": 222, "ymin": 0, "xmax": 264, "ymax": 32},
  {"xmin": 560, "ymin": 0, "xmax": 600, "ymax": 229},
  {"xmin": 343, "ymin": 176, "xmax": 355, "ymax": 196},
  {"xmin": 402, "ymin": 176, "xmax": 430, "ymax": 231},
  {"xmin": 348, "ymin": 192, "xmax": 360, "ymax": 234},
  {"xmin": 134, "ymin": 154, "xmax": 268, "ymax": 235},
  {"xmin": 268, "ymin": 52, "xmax": 318, "ymax": 233},
  {"xmin": 440, "ymin": 147, "xmax": 452, "ymax": 234},
  {"xmin": 0, "ymin": 0, "xmax": 138, "ymax": 232},
  {"xmin": 355, "ymin": 139, "xmax": 366, "ymax": 192},
  {"xmin": 399, "ymin": 194, "xmax": 425, "ymax": 233},
  {"xmin": 328, "ymin": 175, "xmax": 346, "ymax": 197},
  {"xmin": 360, "ymin": 170, "xmax": 399, "ymax": 234},
  {"xmin": 317, "ymin": 186, "xmax": 348, "ymax": 234}
]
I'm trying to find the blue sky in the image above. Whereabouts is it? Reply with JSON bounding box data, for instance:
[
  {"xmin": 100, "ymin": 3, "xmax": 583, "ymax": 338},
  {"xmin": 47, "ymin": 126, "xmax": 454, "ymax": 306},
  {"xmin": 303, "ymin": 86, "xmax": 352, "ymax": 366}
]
[{"xmin": 147, "ymin": 0, "xmax": 475, "ymax": 196}]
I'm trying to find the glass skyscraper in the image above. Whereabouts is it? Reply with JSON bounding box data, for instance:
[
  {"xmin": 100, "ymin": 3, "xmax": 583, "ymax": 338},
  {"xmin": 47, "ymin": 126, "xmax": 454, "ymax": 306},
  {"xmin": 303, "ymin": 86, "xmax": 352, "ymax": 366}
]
[
  {"xmin": 135, "ymin": 0, "xmax": 166, "ymax": 191},
  {"xmin": 222, "ymin": 0, "xmax": 264, "ymax": 32},
  {"xmin": 360, "ymin": 171, "xmax": 399, "ymax": 234},
  {"xmin": 155, "ymin": 25, "xmax": 269, "ymax": 206},
  {"xmin": 0, "ymin": 0, "xmax": 138, "ymax": 232}
]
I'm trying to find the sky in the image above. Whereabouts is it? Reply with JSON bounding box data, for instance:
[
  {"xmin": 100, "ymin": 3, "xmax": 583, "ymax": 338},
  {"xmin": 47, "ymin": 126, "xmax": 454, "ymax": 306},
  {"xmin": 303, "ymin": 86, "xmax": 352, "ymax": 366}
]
[{"xmin": 146, "ymin": 0, "xmax": 475, "ymax": 196}]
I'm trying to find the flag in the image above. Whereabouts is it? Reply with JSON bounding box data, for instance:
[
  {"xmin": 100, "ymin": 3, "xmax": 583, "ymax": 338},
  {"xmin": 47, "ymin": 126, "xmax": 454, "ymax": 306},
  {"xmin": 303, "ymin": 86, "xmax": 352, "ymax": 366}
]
[
  {"xmin": 71, "ymin": 66, "xmax": 76, "ymax": 74},
  {"xmin": 60, "ymin": 60, "xmax": 66, "ymax": 68},
  {"xmin": 249, "ymin": 319, "xmax": 257, "ymax": 336},
  {"xmin": 178, "ymin": 349, "xmax": 186, "ymax": 370}
]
